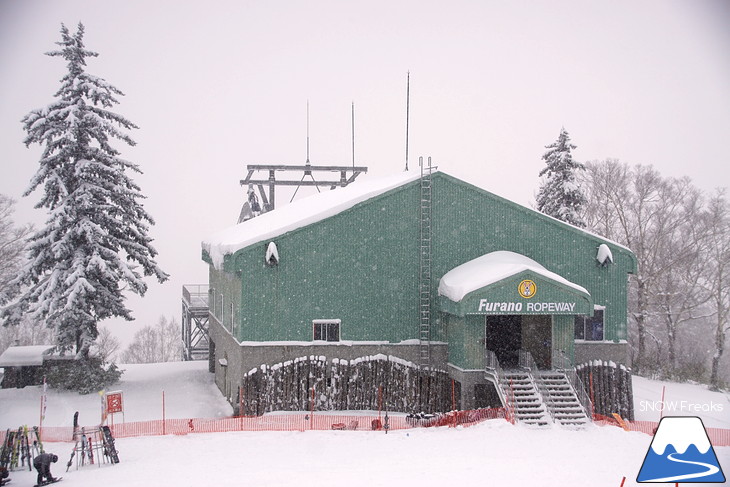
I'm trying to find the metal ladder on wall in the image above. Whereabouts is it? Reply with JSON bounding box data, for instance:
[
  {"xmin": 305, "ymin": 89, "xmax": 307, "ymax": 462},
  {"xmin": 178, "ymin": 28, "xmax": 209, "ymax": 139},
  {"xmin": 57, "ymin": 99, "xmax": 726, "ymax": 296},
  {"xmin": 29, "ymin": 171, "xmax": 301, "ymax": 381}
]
[{"xmin": 418, "ymin": 157, "xmax": 433, "ymax": 370}]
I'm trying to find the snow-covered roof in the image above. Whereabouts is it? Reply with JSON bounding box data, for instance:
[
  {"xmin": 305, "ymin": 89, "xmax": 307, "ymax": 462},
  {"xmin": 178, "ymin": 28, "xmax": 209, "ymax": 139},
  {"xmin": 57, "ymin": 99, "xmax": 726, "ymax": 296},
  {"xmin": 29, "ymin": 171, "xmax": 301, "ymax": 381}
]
[
  {"xmin": 203, "ymin": 170, "xmax": 422, "ymax": 269},
  {"xmin": 0, "ymin": 345, "xmax": 55, "ymax": 367},
  {"xmin": 203, "ymin": 169, "xmax": 633, "ymax": 271},
  {"xmin": 438, "ymin": 250, "xmax": 590, "ymax": 303}
]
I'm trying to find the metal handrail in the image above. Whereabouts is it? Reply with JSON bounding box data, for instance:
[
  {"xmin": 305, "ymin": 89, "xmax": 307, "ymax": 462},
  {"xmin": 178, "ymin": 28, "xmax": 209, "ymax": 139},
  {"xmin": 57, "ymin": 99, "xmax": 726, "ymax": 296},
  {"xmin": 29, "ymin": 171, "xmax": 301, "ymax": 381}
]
[
  {"xmin": 552, "ymin": 351, "xmax": 593, "ymax": 421},
  {"xmin": 484, "ymin": 350, "xmax": 515, "ymax": 423},
  {"xmin": 182, "ymin": 284, "xmax": 210, "ymax": 308},
  {"xmin": 518, "ymin": 350, "xmax": 554, "ymax": 423}
]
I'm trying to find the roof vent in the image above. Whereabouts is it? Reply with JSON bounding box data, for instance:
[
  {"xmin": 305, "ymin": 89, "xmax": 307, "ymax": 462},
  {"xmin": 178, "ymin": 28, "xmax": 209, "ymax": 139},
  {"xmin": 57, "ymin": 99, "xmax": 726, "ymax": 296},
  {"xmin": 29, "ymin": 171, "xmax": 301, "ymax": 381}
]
[
  {"xmin": 596, "ymin": 244, "xmax": 613, "ymax": 266},
  {"xmin": 266, "ymin": 242, "xmax": 280, "ymax": 266}
]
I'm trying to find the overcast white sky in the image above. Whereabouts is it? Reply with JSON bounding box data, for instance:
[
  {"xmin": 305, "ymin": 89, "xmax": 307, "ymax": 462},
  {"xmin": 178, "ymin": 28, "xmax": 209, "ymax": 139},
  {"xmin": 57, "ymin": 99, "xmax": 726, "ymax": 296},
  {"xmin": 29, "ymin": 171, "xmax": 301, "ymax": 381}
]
[{"xmin": 1, "ymin": 0, "xmax": 729, "ymax": 350}]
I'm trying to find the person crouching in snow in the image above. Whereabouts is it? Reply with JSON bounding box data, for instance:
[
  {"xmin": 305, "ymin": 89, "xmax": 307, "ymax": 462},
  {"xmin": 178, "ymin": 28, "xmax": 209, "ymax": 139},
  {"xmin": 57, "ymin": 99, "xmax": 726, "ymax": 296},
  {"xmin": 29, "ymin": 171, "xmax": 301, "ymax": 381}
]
[{"xmin": 33, "ymin": 452, "xmax": 58, "ymax": 485}]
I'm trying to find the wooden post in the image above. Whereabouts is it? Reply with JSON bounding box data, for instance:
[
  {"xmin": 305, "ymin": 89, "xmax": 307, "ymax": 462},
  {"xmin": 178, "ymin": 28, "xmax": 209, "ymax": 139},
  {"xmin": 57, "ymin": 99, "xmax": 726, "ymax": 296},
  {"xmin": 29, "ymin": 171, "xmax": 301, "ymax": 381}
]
[
  {"xmin": 589, "ymin": 371, "xmax": 595, "ymax": 418},
  {"xmin": 310, "ymin": 387, "xmax": 315, "ymax": 430}
]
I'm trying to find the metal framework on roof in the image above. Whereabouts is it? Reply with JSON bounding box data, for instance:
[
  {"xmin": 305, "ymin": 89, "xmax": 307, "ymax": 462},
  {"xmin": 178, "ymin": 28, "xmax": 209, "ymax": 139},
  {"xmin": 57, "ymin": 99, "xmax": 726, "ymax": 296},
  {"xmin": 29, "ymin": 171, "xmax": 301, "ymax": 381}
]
[{"xmin": 239, "ymin": 163, "xmax": 368, "ymax": 218}]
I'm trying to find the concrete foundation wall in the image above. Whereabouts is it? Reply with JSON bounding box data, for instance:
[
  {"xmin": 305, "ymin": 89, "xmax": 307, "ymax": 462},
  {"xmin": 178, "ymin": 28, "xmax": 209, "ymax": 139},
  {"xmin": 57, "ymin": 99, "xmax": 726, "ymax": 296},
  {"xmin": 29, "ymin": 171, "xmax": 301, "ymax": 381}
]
[{"xmin": 210, "ymin": 317, "xmax": 449, "ymax": 406}]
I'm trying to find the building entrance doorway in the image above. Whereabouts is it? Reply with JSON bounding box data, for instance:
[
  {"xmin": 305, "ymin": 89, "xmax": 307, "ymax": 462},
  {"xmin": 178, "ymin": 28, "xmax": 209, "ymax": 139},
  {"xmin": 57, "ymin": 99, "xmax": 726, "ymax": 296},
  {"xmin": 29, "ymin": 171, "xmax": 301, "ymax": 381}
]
[
  {"xmin": 485, "ymin": 315, "xmax": 552, "ymax": 369},
  {"xmin": 485, "ymin": 315, "xmax": 521, "ymax": 368}
]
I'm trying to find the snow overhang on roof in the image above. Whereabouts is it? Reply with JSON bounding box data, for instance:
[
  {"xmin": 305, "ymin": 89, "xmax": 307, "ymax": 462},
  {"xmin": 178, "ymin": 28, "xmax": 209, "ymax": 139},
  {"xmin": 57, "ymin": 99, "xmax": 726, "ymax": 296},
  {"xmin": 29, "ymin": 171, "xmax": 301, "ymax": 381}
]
[
  {"xmin": 438, "ymin": 251, "xmax": 593, "ymax": 317},
  {"xmin": 0, "ymin": 345, "xmax": 55, "ymax": 367},
  {"xmin": 202, "ymin": 170, "xmax": 422, "ymax": 269}
]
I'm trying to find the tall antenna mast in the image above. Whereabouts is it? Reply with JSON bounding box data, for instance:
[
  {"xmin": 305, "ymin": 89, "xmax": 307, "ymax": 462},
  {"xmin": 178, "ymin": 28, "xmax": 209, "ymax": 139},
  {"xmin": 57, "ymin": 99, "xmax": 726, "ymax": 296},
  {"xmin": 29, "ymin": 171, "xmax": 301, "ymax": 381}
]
[
  {"xmin": 306, "ymin": 100, "xmax": 311, "ymax": 164},
  {"xmin": 351, "ymin": 101, "xmax": 355, "ymax": 169},
  {"xmin": 405, "ymin": 71, "xmax": 410, "ymax": 171}
]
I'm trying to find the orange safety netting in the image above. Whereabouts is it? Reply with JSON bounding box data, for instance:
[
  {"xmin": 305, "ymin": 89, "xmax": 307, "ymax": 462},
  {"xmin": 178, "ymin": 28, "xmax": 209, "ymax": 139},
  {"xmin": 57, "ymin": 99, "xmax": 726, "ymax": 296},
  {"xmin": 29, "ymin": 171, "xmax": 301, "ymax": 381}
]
[
  {"xmin": 594, "ymin": 414, "xmax": 730, "ymax": 446},
  {"xmin": 11, "ymin": 408, "xmax": 507, "ymax": 443},
  {"xmin": 4, "ymin": 410, "xmax": 728, "ymax": 446}
]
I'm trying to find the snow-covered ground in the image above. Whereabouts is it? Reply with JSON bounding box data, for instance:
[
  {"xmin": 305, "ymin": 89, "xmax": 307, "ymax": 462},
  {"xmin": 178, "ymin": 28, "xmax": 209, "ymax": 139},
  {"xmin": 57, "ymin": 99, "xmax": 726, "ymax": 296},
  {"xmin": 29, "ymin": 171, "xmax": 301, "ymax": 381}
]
[
  {"xmin": 1, "ymin": 362, "xmax": 727, "ymax": 487},
  {"xmin": 632, "ymin": 375, "xmax": 730, "ymax": 429}
]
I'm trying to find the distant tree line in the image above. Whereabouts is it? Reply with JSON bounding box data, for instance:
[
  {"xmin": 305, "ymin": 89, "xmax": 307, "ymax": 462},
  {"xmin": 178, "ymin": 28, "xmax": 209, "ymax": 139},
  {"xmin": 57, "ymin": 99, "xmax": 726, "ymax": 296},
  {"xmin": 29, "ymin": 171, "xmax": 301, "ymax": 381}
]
[
  {"xmin": 579, "ymin": 160, "xmax": 728, "ymax": 389},
  {"xmin": 121, "ymin": 316, "xmax": 182, "ymax": 364},
  {"xmin": 537, "ymin": 130, "xmax": 728, "ymax": 389}
]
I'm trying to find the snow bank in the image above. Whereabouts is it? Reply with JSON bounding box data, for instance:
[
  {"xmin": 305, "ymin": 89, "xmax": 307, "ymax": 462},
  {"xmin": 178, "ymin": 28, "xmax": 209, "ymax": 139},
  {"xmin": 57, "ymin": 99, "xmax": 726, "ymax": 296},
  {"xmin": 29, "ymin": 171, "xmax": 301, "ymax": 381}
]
[{"xmin": 0, "ymin": 361, "xmax": 232, "ymax": 427}]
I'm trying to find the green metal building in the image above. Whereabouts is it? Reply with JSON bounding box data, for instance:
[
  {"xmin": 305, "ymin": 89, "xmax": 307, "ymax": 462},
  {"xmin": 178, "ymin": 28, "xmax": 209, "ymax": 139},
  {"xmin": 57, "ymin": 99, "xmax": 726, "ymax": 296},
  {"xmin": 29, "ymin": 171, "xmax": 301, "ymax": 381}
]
[{"xmin": 202, "ymin": 170, "xmax": 636, "ymax": 415}]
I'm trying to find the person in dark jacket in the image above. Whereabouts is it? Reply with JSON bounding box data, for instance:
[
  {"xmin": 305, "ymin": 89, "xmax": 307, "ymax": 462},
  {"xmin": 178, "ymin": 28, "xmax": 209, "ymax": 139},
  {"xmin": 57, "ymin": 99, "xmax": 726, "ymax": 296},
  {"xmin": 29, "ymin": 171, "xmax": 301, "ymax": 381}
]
[{"xmin": 33, "ymin": 452, "xmax": 58, "ymax": 485}]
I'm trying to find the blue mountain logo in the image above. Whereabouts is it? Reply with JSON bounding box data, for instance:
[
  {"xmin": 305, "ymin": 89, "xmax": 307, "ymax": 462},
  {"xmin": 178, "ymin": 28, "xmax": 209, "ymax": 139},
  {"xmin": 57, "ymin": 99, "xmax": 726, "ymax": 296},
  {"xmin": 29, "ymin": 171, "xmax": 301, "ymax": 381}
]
[{"xmin": 637, "ymin": 416, "xmax": 725, "ymax": 483}]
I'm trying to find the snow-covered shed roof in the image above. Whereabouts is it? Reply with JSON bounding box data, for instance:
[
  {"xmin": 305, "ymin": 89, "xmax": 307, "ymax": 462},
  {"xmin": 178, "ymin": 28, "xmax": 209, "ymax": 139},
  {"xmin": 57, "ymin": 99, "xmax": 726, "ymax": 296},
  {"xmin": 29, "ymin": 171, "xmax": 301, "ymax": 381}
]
[
  {"xmin": 203, "ymin": 170, "xmax": 422, "ymax": 269},
  {"xmin": 0, "ymin": 345, "xmax": 55, "ymax": 367},
  {"xmin": 438, "ymin": 250, "xmax": 589, "ymax": 303}
]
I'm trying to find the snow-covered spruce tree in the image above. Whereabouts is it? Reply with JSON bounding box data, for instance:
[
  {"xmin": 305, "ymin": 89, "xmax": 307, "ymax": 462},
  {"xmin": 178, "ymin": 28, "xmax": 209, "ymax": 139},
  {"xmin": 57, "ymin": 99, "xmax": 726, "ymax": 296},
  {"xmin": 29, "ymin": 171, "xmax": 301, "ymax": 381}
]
[
  {"xmin": 1, "ymin": 23, "xmax": 168, "ymax": 387},
  {"xmin": 536, "ymin": 128, "xmax": 587, "ymax": 227}
]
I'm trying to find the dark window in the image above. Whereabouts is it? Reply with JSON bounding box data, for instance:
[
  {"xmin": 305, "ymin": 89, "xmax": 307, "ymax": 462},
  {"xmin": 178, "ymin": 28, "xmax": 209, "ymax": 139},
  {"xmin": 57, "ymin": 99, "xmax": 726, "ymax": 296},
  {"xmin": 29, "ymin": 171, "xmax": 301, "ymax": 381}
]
[
  {"xmin": 574, "ymin": 316, "xmax": 585, "ymax": 340},
  {"xmin": 574, "ymin": 308, "xmax": 605, "ymax": 341},
  {"xmin": 313, "ymin": 320, "xmax": 340, "ymax": 342}
]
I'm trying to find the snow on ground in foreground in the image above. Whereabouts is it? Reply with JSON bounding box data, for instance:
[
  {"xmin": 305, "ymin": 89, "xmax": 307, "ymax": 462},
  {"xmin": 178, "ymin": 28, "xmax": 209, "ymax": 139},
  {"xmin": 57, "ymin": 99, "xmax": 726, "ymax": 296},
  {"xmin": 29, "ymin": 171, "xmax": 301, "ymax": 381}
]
[
  {"xmin": 1, "ymin": 362, "xmax": 727, "ymax": 486},
  {"xmin": 4, "ymin": 422, "xmax": 727, "ymax": 487}
]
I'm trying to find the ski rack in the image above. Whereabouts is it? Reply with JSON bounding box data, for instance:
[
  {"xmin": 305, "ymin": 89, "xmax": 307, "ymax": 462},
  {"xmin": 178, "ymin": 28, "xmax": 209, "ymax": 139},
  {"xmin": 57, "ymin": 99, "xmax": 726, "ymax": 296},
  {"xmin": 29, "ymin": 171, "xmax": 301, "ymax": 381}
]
[
  {"xmin": 65, "ymin": 426, "xmax": 119, "ymax": 471},
  {"xmin": 0, "ymin": 426, "xmax": 42, "ymax": 472}
]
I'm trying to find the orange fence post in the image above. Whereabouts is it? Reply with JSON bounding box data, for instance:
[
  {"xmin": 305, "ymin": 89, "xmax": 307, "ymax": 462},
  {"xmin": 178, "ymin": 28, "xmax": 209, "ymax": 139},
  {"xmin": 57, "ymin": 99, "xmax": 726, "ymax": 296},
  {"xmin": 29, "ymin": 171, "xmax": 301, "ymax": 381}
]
[
  {"xmin": 239, "ymin": 386, "xmax": 244, "ymax": 430},
  {"xmin": 162, "ymin": 390, "xmax": 166, "ymax": 435},
  {"xmin": 659, "ymin": 385, "xmax": 666, "ymax": 419},
  {"xmin": 451, "ymin": 379, "xmax": 456, "ymax": 411},
  {"xmin": 378, "ymin": 386, "xmax": 383, "ymax": 423}
]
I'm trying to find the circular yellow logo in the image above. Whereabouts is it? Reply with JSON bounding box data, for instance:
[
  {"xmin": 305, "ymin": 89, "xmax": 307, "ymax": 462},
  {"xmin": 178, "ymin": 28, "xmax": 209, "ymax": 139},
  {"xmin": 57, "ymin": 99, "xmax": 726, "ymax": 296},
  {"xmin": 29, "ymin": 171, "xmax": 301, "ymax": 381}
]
[{"xmin": 518, "ymin": 279, "xmax": 537, "ymax": 299}]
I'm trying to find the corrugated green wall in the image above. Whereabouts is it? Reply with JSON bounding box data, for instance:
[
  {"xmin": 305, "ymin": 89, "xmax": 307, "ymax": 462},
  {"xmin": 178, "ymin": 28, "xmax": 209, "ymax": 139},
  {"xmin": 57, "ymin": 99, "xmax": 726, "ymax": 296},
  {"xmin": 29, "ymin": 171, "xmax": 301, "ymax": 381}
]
[
  {"xmin": 204, "ymin": 172, "xmax": 635, "ymax": 359},
  {"xmin": 431, "ymin": 174, "xmax": 636, "ymax": 344},
  {"xmin": 226, "ymin": 183, "xmax": 422, "ymax": 342}
]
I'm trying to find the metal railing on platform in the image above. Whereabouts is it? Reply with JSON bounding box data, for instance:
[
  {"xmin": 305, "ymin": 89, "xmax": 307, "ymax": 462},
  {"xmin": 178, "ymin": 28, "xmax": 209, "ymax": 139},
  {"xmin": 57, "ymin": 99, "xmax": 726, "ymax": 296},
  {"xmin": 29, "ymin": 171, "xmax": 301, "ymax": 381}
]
[{"xmin": 182, "ymin": 284, "xmax": 209, "ymax": 308}]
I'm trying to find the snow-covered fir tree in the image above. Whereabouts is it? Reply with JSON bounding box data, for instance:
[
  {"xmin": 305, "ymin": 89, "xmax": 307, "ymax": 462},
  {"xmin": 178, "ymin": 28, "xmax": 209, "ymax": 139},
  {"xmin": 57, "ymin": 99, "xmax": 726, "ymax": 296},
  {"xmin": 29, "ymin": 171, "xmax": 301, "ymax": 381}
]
[
  {"xmin": 1, "ymin": 23, "xmax": 168, "ymax": 360},
  {"xmin": 535, "ymin": 128, "xmax": 587, "ymax": 227}
]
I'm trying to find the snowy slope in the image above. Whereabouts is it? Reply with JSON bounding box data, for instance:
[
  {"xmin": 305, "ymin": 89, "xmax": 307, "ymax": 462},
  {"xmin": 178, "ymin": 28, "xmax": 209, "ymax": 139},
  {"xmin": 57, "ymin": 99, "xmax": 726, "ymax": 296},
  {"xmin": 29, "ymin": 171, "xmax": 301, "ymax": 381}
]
[
  {"xmin": 632, "ymin": 375, "xmax": 730, "ymax": 429},
  {"xmin": 1, "ymin": 363, "xmax": 727, "ymax": 487},
  {"xmin": 0, "ymin": 361, "xmax": 233, "ymax": 427}
]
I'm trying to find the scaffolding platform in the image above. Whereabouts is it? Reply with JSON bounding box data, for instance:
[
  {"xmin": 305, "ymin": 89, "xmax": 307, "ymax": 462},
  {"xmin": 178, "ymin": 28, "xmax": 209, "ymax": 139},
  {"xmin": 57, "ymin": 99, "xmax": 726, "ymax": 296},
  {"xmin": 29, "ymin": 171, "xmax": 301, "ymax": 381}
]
[{"xmin": 182, "ymin": 284, "xmax": 210, "ymax": 361}]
